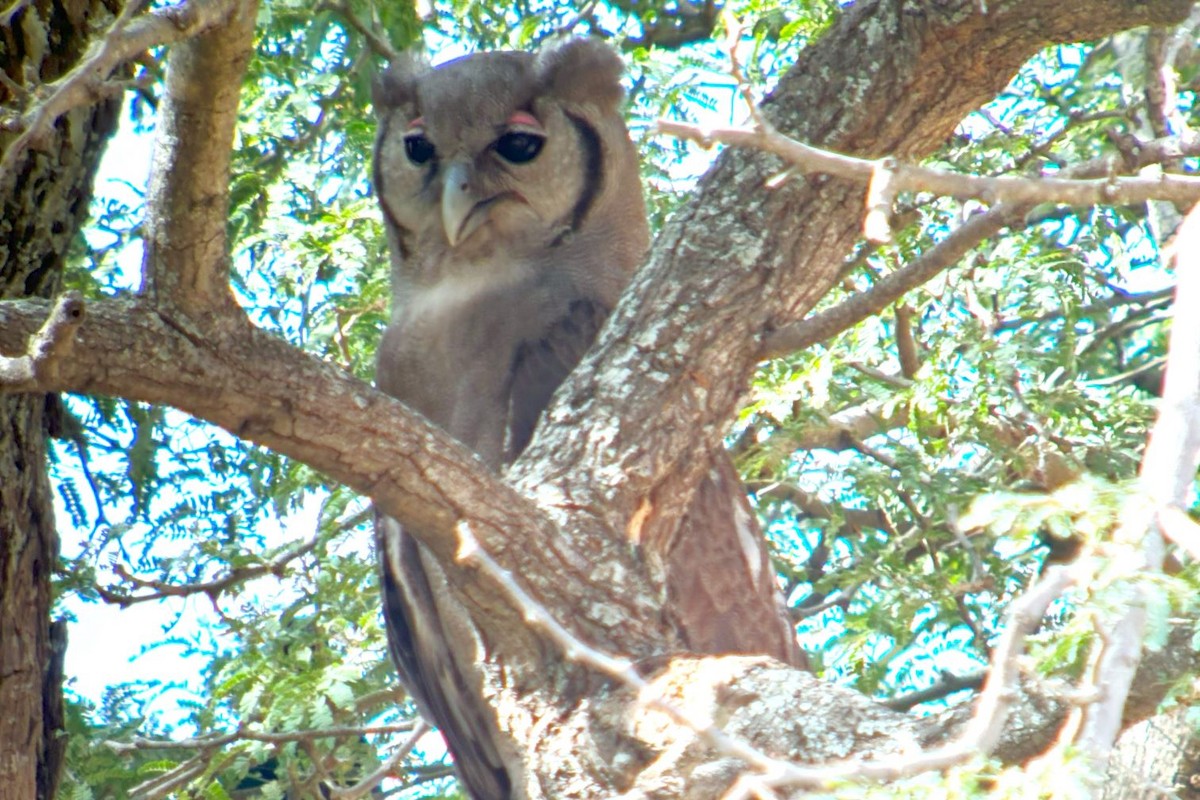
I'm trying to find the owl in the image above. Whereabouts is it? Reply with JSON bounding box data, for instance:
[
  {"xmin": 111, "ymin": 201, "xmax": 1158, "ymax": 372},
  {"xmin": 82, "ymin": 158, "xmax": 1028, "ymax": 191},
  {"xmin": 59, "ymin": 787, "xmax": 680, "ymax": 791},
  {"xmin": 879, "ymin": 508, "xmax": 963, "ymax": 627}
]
[{"xmin": 371, "ymin": 39, "xmax": 649, "ymax": 799}]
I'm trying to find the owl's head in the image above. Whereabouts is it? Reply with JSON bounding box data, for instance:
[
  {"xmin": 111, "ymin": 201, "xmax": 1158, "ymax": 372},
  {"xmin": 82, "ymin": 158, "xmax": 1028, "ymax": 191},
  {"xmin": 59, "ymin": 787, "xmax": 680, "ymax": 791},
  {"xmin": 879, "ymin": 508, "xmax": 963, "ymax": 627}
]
[{"xmin": 373, "ymin": 38, "xmax": 648, "ymax": 283}]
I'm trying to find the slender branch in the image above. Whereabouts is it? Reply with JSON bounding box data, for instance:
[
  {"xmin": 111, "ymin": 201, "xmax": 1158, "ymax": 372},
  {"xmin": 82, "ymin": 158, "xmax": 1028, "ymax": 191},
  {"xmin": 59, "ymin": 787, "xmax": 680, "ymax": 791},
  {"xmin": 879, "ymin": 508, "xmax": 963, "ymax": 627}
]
[
  {"xmin": 317, "ymin": 0, "xmax": 400, "ymax": 62},
  {"xmin": 656, "ymin": 119, "xmax": 1200, "ymax": 207},
  {"xmin": 894, "ymin": 303, "xmax": 921, "ymax": 378},
  {"xmin": 761, "ymin": 133, "xmax": 1200, "ymax": 358},
  {"xmin": 760, "ymin": 399, "xmax": 911, "ymax": 454},
  {"xmin": 455, "ymin": 520, "xmax": 797, "ymax": 785},
  {"xmin": 0, "ymin": 0, "xmax": 240, "ymax": 190},
  {"xmin": 884, "ymin": 670, "xmax": 987, "ymax": 712},
  {"xmin": 990, "ymin": 287, "xmax": 1174, "ymax": 334},
  {"xmin": 864, "ymin": 158, "xmax": 902, "ymax": 243},
  {"xmin": 763, "ymin": 204, "xmax": 1020, "ymax": 357},
  {"xmin": 128, "ymin": 753, "xmax": 212, "ymax": 800},
  {"xmin": 755, "ymin": 483, "xmax": 891, "ymax": 533},
  {"xmin": 94, "ymin": 536, "xmax": 321, "ymax": 607},
  {"xmin": 791, "ymin": 586, "xmax": 861, "ymax": 622},
  {"xmin": 117, "ymin": 719, "xmax": 420, "ymax": 800},
  {"xmin": 327, "ymin": 721, "xmax": 430, "ymax": 800},
  {"xmin": 107, "ymin": 722, "xmax": 416, "ymax": 754}
]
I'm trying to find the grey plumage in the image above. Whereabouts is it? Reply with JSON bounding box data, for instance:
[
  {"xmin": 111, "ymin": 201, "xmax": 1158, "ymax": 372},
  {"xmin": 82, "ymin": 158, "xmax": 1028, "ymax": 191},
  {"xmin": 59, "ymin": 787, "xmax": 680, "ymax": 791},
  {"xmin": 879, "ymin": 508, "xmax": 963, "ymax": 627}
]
[{"xmin": 371, "ymin": 39, "xmax": 648, "ymax": 799}]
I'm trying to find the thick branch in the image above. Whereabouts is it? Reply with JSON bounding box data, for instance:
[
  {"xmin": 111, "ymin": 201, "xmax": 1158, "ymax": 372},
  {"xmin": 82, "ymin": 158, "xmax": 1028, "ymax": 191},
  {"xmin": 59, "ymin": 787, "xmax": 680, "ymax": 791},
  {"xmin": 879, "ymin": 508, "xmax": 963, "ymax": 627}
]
[
  {"xmin": 139, "ymin": 0, "xmax": 257, "ymax": 318},
  {"xmin": 0, "ymin": 297, "xmax": 668, "ymax": 659},
  {"xmin": 515, "ymin": 0, "xmax": 1195, "ymax": 534}
]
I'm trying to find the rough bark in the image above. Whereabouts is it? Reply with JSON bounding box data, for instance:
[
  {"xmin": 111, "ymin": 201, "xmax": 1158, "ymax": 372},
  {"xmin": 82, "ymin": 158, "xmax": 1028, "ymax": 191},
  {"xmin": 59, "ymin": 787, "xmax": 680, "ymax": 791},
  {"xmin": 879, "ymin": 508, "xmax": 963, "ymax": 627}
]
[
  {"xmin": 1103, "ymin": 710, "xmax": 1200, "ymax": 800},
  {"xmin": 0, "ymin": 2, "xmax": 123, "ymax": 798},
  {"xmin": 0, "ymin": 0, "xmax": 1195, "ymax": 797}
]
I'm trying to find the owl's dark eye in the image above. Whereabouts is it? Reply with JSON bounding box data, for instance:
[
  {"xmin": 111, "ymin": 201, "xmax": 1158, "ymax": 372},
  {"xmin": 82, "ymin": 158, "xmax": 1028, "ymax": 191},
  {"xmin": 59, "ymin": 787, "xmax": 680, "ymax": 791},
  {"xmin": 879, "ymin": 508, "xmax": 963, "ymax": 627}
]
[
  {"xmin": 494, "ymin": 131, "xmax": 544, "ymax": 164},
  {"xmin": 404, "ymin": 133, "xmax": 436, "ymax": 165}
]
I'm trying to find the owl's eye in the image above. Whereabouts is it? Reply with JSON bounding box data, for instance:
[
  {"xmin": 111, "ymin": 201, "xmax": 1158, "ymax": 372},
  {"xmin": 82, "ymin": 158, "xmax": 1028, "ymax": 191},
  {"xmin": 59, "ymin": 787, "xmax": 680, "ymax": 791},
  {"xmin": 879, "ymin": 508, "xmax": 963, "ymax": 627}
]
[
  {"xmin": 494, "ymin": 131, "xmax": 544, "ymax": 164},
  {"xmin": 404, "ymin": 133, "xmax": 436, "ymax": 165}
]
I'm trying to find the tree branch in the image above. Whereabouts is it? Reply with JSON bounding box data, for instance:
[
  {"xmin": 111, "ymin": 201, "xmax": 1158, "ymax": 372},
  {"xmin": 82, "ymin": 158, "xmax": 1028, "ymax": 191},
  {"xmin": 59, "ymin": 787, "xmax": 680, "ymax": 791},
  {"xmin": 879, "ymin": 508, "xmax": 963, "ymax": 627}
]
[
  {"xmin": 139, "ymin": 0, "xmax": 258, "ymax": 318},
  {"xmin": 763, "ymin": 204, "xmax": 1019, "ymax": 357},
  {"xmin": 317, "ymin": 0, "xmax": 400, "ymax": 62},
  {"xmin": 658, "ymin": 119, "xmax": 1200, "ymax": 211},
  {"xmin": 94, "ymin": 535, "xmax": 322, "ymax": 607},
  {"xmin": 0, "ymin": 0, "xmax": 240, "ymax": 191},
  {"xmin": 106, "ymin": 722, "xmax": 417, "ymax": 753},
  {"xmin": 0, "ymin": 296, "xmax": 667, "ymax": 659},
  {"xmin": 885, "ymin": 670, "xmax": 987, "ymax": 712},
  {"xmin": 761, "ymin": 130, "xmax": 1200, "ymax": 358},
  {"xmin": 516, "ymin": 0, "xmax": 1195, "ymax": 535},
  {"xmin": 463, "ymin": 513, "xmax": 1080, "ymax": 795}
]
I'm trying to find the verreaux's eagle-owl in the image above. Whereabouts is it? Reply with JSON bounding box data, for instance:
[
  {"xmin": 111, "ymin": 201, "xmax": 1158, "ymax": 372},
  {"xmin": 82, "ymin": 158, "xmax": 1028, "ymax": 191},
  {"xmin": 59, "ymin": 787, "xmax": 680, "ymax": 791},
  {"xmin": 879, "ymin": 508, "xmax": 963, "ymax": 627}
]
[{"xmin": 371, "ymin": 38, "xmax": 798, "ymax": 799}]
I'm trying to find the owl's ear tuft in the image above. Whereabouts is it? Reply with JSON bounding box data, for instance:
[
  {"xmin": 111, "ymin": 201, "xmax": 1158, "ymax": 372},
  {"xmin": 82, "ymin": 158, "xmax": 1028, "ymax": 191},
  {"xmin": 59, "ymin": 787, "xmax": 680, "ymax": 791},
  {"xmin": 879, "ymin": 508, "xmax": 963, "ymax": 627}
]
[
  {"xmin": 373, "ymin": 53, "xmax": 430, "ymax": 115},
  {"xmin": 535, "ymin": 38, "xmax": 625, "ymax": 111}
]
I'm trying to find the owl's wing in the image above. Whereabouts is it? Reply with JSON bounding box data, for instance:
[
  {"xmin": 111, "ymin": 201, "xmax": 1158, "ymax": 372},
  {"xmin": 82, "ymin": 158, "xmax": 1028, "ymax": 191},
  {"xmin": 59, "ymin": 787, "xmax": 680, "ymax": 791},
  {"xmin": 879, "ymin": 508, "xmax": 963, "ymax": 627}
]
[
  {"xmin": 505, "ymin": 298, "xmax": 610, "ymax": 461},
  {"xmin": 374, "ymin": 513, "xmax": 512, "ymax": 800}
]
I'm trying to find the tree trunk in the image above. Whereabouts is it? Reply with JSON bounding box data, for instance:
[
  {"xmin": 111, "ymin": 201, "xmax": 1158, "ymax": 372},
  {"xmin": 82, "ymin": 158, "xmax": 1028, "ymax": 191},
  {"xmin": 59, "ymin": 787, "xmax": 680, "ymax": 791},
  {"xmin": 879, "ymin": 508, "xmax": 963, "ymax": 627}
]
[
  {"xmin": 0, "ymin": 2, "xmax": 123, "ymax": 798},
  {"xmin": 1103, "ymin": 710, "xmax": 1200, "ymax": 800}
]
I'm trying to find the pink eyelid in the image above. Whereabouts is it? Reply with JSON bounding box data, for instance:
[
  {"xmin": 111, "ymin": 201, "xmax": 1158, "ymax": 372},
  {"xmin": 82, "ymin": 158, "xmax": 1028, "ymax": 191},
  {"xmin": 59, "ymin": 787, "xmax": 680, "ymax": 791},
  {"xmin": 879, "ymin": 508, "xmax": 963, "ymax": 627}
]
[
  {"xmin": 507, "ymin": 111, "xmax": 541, "ymax": 129},
  {"xmin": 405, "ymin": 112, "xmax": 540, "ymax": 130}
]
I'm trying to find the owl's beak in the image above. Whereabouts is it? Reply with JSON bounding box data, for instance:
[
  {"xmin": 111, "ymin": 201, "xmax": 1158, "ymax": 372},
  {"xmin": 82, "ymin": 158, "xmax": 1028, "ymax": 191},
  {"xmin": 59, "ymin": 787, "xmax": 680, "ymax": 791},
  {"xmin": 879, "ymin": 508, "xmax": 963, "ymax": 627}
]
[{"xmin": 442, "ymin": 162, "xmax": 483, "ymax": 247}]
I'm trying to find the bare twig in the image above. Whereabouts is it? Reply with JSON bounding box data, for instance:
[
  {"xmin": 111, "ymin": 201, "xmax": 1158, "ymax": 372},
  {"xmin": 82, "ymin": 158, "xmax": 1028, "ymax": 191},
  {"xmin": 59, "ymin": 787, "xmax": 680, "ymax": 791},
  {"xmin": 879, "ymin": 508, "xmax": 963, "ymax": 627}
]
[
  {"xmin": 720, "ymin": 12, "xmax": 766, "ymax": 130},
  {"xmin": 756, "ymin": 483, "xmax": 892, "ymax": 534},
  {"xmin": 106, "ymin": 722, "xmax": 416, "ymax": 754},
  {"xmin": 884, "ymin": 670, "xmax": 988, "ymax": 712},
  {"xmin": 790, "ymin": 585, "xmax": 862, "ymax": 622},
  {"xmin": 0, "ymin": 291, "xmax": 84, "ymax": 391},
  {"xmin": 456, "ymin": 521, "xmax": 787, "ymax": 776},
  {"xmin": 865, "ymin": 158, "xmax": 901, "ymax": 243},
  {"xmin": 95, "ymin": 537, "xmax": 321, "ymax": 607},
  {"xmin": 990, "ymin": 286, "xmax": 1174, "ymax": 334},
  {"xmin": 619, "ymin": 0, "xmax": 719, "ymax": 50},
  {"xmin": 113, "ymin": 719, "xmax": 419, "ymax": 800},
  {"xmin": 761, "ymin": 204, "xmax": 1019, "ymax": 357},
  {"xmin": 128, "ymin": 752, "xmax": 211, "ymax": 800}
]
